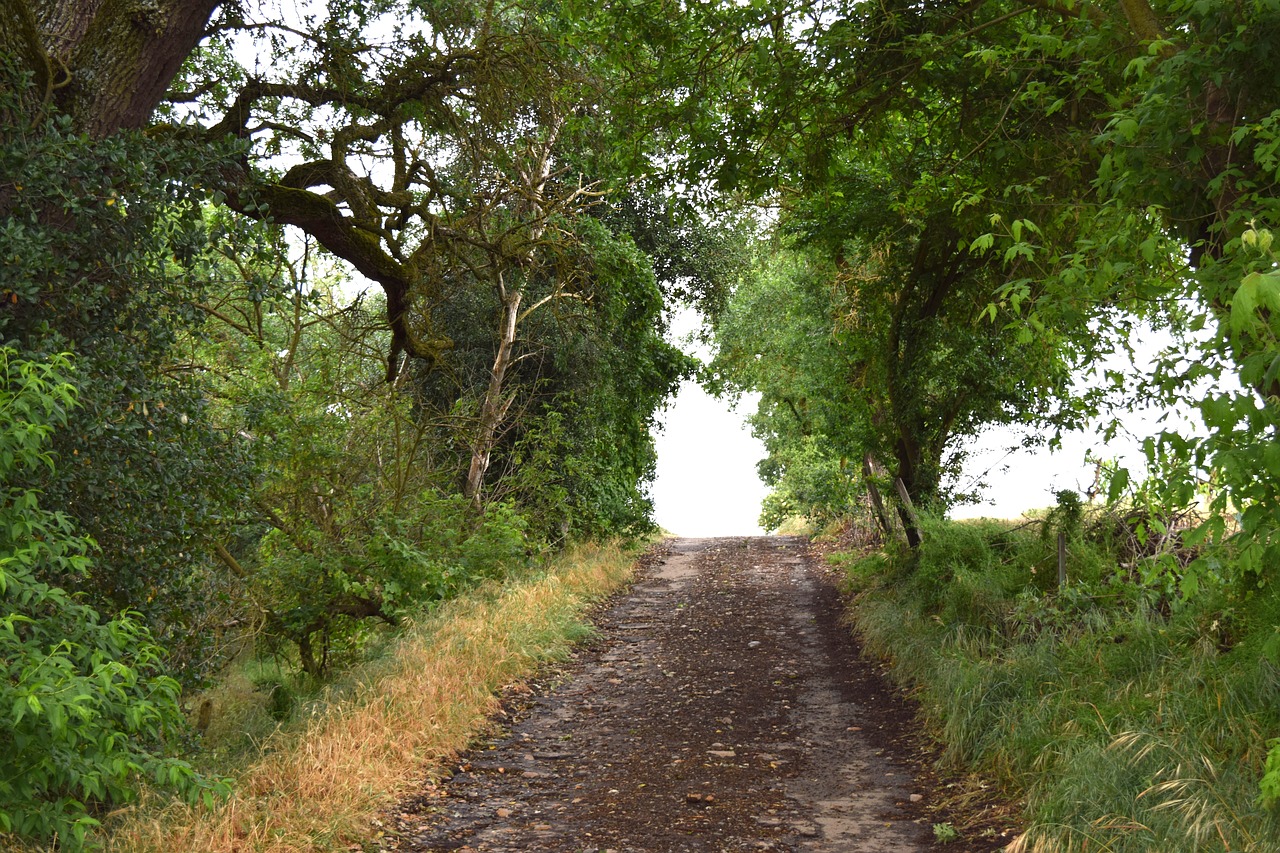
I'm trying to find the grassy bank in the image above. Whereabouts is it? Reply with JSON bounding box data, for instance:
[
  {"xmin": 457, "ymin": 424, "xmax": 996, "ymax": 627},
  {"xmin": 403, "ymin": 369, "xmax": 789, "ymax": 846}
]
[
  {"xmin": 836, "ymin": 517, "xmax": 1280, "ymax": 852},
  {"xmin": 105, "ymin": 541, "xmax": 639, "ymax": 852}
]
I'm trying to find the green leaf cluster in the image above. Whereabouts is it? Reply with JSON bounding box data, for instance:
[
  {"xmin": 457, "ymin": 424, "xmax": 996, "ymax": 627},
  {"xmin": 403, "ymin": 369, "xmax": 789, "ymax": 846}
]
[
  {"xmin": 0, "ymin": 348, "xmax": 226, "ymax": 850},
  {"xmin": 0, "ymin": 65, "xmax": 252, "ymax": 680}
]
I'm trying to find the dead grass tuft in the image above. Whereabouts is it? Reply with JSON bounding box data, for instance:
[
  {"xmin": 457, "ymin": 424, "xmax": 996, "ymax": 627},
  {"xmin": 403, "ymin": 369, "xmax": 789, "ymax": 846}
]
[{"xmin": 108, "ymin": 542, "xmax": 636, "ymax": 852}]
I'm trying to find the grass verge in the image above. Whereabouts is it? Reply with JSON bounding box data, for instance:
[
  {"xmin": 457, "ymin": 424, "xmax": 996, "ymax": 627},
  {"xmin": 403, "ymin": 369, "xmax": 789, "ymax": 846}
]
[
  {"xmin": 837, "ymin": 517, "xmax": 1280, "ymax": 852},
  {"xmin": 106, "ymin": 540, "xmax": 640, "ymax": 852}
]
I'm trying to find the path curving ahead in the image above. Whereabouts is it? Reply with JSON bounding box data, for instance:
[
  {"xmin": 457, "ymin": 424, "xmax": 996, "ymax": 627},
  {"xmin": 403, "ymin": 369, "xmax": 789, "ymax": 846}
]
[{"xmin": 383, "ymin": 537, "xmax": 950, "ymax": 852}]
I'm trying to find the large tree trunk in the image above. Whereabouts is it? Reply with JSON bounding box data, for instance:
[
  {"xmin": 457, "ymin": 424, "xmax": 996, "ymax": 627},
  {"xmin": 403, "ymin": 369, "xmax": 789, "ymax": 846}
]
[{"xmin": 4, "ymin": 0, "xmax": 221, "ymax": 137}]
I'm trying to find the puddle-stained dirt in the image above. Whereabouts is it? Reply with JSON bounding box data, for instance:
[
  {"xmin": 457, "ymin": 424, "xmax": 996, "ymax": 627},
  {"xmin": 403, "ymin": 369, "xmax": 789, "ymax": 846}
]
[{"xmin": 378, "ymin": 537, "xmax": 1014, "ymax": 852}]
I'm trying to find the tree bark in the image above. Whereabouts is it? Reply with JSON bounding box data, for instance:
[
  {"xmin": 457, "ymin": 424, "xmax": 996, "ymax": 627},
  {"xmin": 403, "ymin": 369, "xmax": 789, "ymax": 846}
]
[
  {"xmin": 34, "ymin": 0, "xmax": 105, "ymax": 63},
  {"xmin": 5, "ymin": 0, "xmax": 221, "ymax": 138},
  {"xmin": 464, "ymin": 286, "xmax": 520, "ymax": 508},
  {"xmin": 53, "ymin": 0, "xmax": 222, "ymax": 136}
]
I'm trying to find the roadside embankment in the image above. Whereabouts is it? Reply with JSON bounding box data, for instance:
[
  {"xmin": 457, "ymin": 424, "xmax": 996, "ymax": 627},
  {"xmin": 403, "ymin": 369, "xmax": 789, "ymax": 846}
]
[
  {"xmin": 105, "ymin": 542, "xmax": 639, "ymax": 852},
  {"xmin": 836, "ymin": 516, "xmax": 1280, "ymax": 853}
]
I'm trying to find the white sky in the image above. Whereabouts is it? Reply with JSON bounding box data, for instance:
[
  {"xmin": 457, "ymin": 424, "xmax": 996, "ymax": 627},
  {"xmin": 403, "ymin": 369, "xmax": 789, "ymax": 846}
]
[
  {"xmin": 650, "ymin": 380, "xmax": 770, "ymax": 536},
  {"xmin": 649, "ymin": 312, "xmax": 1206, "ymax": 533},
  {"xmin": 948, "ymin": 412, "xmax": 1161, "ymax": 521},
  {"xmin": 650, "ymin": 309, "xmax": 769, "ymax": 536},
  {"xmin": 949, "ymin": 325, "xmax": 1215, "ymax": 520}
]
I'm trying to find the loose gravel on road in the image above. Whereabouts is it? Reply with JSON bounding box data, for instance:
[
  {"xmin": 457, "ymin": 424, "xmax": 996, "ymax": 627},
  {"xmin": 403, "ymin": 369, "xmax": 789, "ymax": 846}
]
[{"xmin": 378, "ymin": 536, "xmax": 1012, "ymax": 852}]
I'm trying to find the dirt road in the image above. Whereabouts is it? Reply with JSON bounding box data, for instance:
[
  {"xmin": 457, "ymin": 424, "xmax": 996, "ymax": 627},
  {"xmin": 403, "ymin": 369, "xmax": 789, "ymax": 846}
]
[{"xmin": 381, "ymin": 537, "xmax": 1009, "ymax": 852}]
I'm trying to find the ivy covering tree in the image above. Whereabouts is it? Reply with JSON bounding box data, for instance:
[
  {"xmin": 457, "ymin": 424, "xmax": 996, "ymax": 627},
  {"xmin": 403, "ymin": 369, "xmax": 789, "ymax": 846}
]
[{"xmin": 0, "ymin": 55, "xmax": 252, "ymax": 673}]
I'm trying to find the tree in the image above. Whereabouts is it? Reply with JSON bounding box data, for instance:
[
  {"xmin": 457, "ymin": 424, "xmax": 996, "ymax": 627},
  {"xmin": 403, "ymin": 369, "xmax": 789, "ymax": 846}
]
[
  {"xmin": 707, "ymin": 248, "xmax": 867, "ymax": 530},
  {"xmin": 783, "ymin": 0, "xmax": 1280, "ymax": 579},
  {"xmin": 3, "ymin": 0, "xmax": 701, "ymax": 525},
  {"xmin": 152, "ymin": 2, "xmax": 583, "ymax": 381},
  {"xmin": 183, "ymin": 236, "xmax": 542, "ymax": 675},
  {"xmin": 689, "ymin": 0, "xmax": 1126, "ymax": 528},
  {"xmin": 0, "ymin": 0, "xmax": 219, "ymax": 140},
  {"xmin": 167, "ymin": 0, "xmax": 697, "ymax": 529}
]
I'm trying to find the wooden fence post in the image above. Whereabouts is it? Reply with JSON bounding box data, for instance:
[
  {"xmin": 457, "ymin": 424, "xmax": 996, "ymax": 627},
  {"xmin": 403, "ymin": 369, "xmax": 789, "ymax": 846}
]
[{"xmin": 862, "ymin": 454, "xmax": 895, "ymax": 542}]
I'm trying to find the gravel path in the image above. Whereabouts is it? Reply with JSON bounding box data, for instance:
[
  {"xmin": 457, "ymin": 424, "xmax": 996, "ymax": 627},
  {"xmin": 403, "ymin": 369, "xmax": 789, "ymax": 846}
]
[{"xmin": 379, "ymin": 536, "xmax": 1010, "ymax": 852}]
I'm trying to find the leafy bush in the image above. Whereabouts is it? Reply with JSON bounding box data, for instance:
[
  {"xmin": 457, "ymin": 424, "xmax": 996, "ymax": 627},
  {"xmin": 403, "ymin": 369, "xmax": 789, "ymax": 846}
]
[
  {"xmin": 0, "ymin": 349, "xmax": 227, "ymax": 849},
  {"xmin": 843, "ymin": 515, "xmax": 1280, "ymax": 852},
  {"xmin": 756, "ymin": 436, "xmax": 861, "ymax": 532},
  {"xmin": 0, "ymin": 69, "xmax": 251, "ymax": 682},
  {"xmin": 254, "ymin": 483, "xmax": 534, "ymax": 675}
]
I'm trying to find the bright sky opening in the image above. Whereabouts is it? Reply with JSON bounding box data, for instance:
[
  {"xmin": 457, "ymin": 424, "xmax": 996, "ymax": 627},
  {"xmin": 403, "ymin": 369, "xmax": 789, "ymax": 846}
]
[
  {"xmin": 650, "ymin": 309, "xmax": 769, "ymax": 536},
  {"xmin": 649, "ymin": 312, "xmax": 1210, "ymax": 531}
]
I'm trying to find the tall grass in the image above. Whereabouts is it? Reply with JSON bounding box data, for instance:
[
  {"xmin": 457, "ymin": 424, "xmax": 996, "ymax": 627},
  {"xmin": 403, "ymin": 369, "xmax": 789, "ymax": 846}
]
[
  {"xmin": 844, "ymin": 517, "xmax": 1280, "ymax": 852},
  {"xmin": 105, "ymin": 541, "xmax": 637, "ymax": 852}
]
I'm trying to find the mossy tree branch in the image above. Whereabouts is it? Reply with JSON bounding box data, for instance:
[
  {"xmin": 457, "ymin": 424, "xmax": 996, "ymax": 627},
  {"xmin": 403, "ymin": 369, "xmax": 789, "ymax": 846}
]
[{"xmin": 226, "ymin": 177, "xmax": 454, "ymax": 381}]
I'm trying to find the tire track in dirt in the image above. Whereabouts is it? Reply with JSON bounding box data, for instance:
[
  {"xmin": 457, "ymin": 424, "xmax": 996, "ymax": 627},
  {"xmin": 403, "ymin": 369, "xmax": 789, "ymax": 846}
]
[{"xmin": 380, "ymin": 537, "xmax": 993, "ymax": 852}]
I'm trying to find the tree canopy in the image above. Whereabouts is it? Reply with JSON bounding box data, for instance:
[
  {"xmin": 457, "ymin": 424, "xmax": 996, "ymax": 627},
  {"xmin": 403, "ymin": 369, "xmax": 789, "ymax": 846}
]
[
  {"xmin": 7, "ymin": 0, "xmax": 1280, "ymax": 846},
  {"xmin": 674, "ymin": 0, "xmax": 1280, "ymax": 560}
]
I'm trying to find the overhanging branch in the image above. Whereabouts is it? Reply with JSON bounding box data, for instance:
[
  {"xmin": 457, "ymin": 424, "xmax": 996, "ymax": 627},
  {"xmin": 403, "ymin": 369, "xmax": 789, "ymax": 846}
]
[{"xmin": 228, "ymin": 176, "xmax": 451, "ymax": 381}]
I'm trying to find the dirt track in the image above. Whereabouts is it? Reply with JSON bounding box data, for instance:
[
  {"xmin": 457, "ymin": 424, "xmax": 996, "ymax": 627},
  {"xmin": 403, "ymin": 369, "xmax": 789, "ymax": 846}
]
[{"xmin": 379, "ymin": 536, "xmax": 1011, "ymax": 852}]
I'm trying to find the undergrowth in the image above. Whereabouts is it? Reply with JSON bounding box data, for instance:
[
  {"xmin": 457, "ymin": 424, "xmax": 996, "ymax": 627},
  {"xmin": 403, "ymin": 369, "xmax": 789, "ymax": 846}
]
[
  {"xmin": 841, "ymin": 514, "xmax": 1280, "ymax": 852},
  {"xmin": 95, "ymin": 540, "xmax": 639, "ymax": 852}
]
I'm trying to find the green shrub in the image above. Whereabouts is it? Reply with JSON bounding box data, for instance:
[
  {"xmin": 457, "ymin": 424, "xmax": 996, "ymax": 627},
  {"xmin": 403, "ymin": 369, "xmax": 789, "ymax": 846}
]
[
  {"xmin": 254, "ymin": 488, "xmax": 534, "ymax": 675},
  {"xmin": 0, "ymin": 350, "xmax": 227, "ymax": 849}
]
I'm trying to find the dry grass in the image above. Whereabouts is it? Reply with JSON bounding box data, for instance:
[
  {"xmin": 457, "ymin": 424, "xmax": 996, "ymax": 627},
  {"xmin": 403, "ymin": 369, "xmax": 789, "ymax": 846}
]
[{"xmin": 107, "ymin": 541, "xmax": 637, "ymax": 852}]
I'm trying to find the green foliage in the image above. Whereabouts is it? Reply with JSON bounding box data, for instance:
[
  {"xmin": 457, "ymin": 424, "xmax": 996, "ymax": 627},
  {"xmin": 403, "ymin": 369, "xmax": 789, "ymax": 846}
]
[
  {"xmin": 708, "ymin": 249, "xmax": 870, "ymax": 526},
  {"xmin": 691, "ymin": 0, "xmax": 1115, "ymax": 518},
  {"xmin": 184, "ymin": 214, "xmax": 681, "ymax": 670},
  {"xmin": 661, "ymin": 0, "xmax": 1274, "ymax": 572},
  {"xmin": 1044, "ymin": 489, "xmax": 1084, "ymax": 543},
  {"xmin": 184, "ymin": 268, "xmax": 539, "ymax": 674},
  {"xmin": 557, "ymin": 226, "xmax": 697, "ymax": 537},
  {"xmin": 0, "ymin": 348, "xmax": 227, "ymax": 849},
  {"xmin": 926, "ymin": 0, "xmax": 1280, "ymax": 601},
  {"xmin": 846, "ymin": 517, "xmax": 1280, "ymax": 852},
  {"xmin": 1261, "ymin": 738, "xmax": 1280, "ymax": 809},
  {"xmin": 709, "ymin": 218, "xmax": 1080, "ymax": 527},
  {"xmin": 755, "ymin": 436, "xmax": 860, "ymax": 532},
  {"xmin": 255, "ymin": 489, "xmax": 532, "ymax": 674},
  {"xmin": 162, "ymin": 5, "xmax": 694, "ymax": 673},
  {"xmin": 932, "ymin": 822, "xmax": 960, "ymax": 844},
  {"xmin": 0, "ymin": 68, "xmax": 250, "ymax": 679},
  {"xmin": 400, "ymin": 205, "xmax": 693, "ymax": 543},
  {"xmin": 1158, "ymin": 223, "xmax": 1280, "ymax": 596}
]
